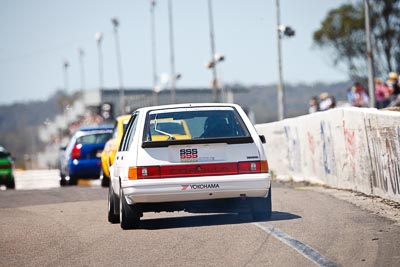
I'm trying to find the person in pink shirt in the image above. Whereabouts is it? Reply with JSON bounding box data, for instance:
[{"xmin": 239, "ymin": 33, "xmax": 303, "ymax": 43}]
[{"xmin": 375, "ymin": 78, "xmax": 391, "ymax": 109}]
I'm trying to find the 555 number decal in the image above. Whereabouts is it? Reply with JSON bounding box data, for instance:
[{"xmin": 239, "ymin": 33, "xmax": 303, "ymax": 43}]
[{"xmin": 180, "ymin": 148, "xmax": 198, "ymax": 159}]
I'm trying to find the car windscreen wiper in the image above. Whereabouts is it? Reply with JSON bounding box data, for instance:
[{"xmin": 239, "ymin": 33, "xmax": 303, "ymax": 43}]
[{"xmin": 154, "ymin": 115, "xmax": 176, "ymax": 141}]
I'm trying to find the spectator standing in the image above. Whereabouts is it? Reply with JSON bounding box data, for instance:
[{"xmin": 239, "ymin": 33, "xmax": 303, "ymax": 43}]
[
  {"xmin": 388, "ymin": 94, "xmax": 400, "ymax": 107},
  {"xmin": 308, "ymin": 96, "xmax": 319, "ymax": 113},
  {"xmin": 374, "ymin": 78, "xmax": 391, "ymax": 109},
  {"xmin": 387, "ymin": 72, "xmax": 400, "ymax": 103},
  {"xmin": 319, "ymin": 92, "xmax": 334, "ymax": 111},
  {"xmin": 348, "ymin": 82, "xmax": 369, "ymax": 107}
]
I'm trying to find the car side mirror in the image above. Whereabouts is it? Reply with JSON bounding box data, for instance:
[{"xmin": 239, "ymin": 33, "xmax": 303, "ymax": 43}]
[{"xmin": 259, "ymin": 135, "xmax": 266, "ymax": 144}]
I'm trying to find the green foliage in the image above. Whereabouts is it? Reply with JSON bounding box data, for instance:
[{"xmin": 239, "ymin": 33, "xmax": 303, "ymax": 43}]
[
  {"xmin": 313, "ymin": 0, "xmax": 400, "ymax": 80},
  {"xmin": 370, "ymin": 0, "xmax": 400, "ymax": 75}
]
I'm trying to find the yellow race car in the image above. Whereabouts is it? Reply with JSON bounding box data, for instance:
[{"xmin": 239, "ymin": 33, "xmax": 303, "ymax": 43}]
[
  {"xmin": 100, "ymin": 115, "xmax": 131, "ymax": 187},
  {"xmin": 148, "ymin": 118, "xmax": 191, "ymax": 141}
]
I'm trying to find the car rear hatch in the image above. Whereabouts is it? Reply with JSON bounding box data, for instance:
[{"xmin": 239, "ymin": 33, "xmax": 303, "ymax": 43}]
[
  {"xmin": 131, "ymin": 106, "xmax": 267, "ymax": 180},
  {"xmin": 74, "ymin": 132, "xmax": 112, "ymax": 160}
]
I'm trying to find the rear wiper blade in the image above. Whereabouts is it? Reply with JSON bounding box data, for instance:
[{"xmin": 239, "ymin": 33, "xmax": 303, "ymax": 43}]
[{"xmin": 154, "ymin": 115, "xmax": 176, "ymax": 141}]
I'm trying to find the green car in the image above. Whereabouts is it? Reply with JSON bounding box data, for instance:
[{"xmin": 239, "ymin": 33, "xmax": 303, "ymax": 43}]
[{"xmin": 0, "ymin": 146, "xmax": 15, "ymax": 189}]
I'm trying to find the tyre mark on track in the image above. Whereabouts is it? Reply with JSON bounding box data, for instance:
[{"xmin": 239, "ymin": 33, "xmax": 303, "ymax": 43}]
[{"xmin": 254, "ymin": 222, "xmax": 339, "ymax": 267}]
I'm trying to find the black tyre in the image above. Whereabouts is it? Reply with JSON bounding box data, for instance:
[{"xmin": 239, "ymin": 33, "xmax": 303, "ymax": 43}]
[
  {"xmin": 6, "ymin": 179, "xmax": 15, "ymax": 189},
  {"xmin": 252, "ymin": 187, "xmax": 272, "ymax": 221},
  {"xmin": 60, "ymin": 176, "xmax": 67, "ymax": 186},
  {"xmin": 68, "ymin": 176, "xmax": 78, "ymax": 186},
  {"xmin": 108, "ymin": 184, "xmax": 120, "ymax": 223},
  {"xmin": 101, "ymin": 169, "xmax": 110, "ymax": 188},
  {"xmin": 119, "ymin": 188, "xmax": 141, "ymax": 230}
]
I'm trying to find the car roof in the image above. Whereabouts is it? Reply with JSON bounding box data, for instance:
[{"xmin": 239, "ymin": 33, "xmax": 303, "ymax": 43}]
[
  {"xmin": 77, "ymin": 125, "xmax": 113, "ymax": 132},
  {"xmin": 116, "ymin": 114, "xmax": 131, "ymax": 122},
  {"xmin": 133, "ymin": 103, "xmax": 242, "ymax": 114}
]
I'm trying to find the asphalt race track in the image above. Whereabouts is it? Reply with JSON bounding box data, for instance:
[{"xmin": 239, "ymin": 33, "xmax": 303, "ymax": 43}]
[{"xmin": 0, "ymin": 171, "xmax": 400, "ymax": 266}]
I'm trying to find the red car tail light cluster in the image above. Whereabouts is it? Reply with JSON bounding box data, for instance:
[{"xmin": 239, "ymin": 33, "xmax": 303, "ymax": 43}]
[
  {"xmin": 128, "ymin": 160, "xmax": 269, "ymax": 180},
  {"xmin": 70, "ymin": 144, "xmax": 82, "ymax": 159},
  {"xmin": 0, "ymin": 163, "xmax": 12, "ymax": 169}
]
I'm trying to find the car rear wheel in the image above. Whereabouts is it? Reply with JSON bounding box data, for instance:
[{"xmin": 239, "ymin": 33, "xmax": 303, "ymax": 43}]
[
  {"xmin": 108, "ymin": 184, "xmax": 120, "ymax": 223},
  {"xmin": 60, "ymin": 175, "xmax": 67, "ymax": 186},
  {"xmin": 252, "ymin": 187, "xmax": 272, "ymax": 220},
  {"xmin": 6, "ymin": 179, "xmax": 15, "ymax": 189},
  {"xmin": 69, "ymin": 176, "xmax": 78, "ymax": 186},
  {"xmin": 119, "ymin": 188, "xmax": 141, "ymax": 229},
  {"xmin": 101, "ymin": 169, "xmax": 110, "ymax": 188}
]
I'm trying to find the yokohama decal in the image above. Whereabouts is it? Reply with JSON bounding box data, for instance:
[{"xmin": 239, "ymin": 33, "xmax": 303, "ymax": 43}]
[{"xmin": 181, "ymin": 184, "xmax": 220, "ymax": 190}]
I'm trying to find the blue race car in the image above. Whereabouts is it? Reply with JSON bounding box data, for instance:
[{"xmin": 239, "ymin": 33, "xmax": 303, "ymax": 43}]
[{"xmin": 59, "ymin": 125, "xmax": 113, "ymax": 186}]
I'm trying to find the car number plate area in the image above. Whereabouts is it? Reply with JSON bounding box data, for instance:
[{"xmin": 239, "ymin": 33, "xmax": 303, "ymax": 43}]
[{"xmin": 169, "ymin": 144, "xmax": 226, "ymax": 163}]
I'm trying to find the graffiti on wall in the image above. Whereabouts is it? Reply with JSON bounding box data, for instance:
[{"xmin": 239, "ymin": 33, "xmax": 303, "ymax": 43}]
[
  {"xmin": 284, "ymin": 126, "xmax": 301, "ymax": 172},
  {"xmin": 320, "ymin": 121, "xmax": 336, "ymax": 175},
  {"xmin": 343, "ymin": 120, "xmax": 356, "ymax": 176},
  {"xmin": 307, "ymin": 131, "xmax": 316, "ymax": 173},
  {"xmin": 367, "ymin": 120, "xmax": 400, "ymax": 195}
]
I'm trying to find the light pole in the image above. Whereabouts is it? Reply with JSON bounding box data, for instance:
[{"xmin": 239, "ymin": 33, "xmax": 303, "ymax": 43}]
[
  {"xmin": 78, "ymin": 48, "xmax": 85, "ymax": 97},
  {"xmin": 364, "ymin": 0, "xmax": 375, "ymax": 108},
  {"xmin": 149, "ymin": 0, "xmax": 159, "ymax": 105},
  {"xmin": 63, "ymin": 60, "xmax": 69, "ymax": 93},
  {"xmin": 150, "ymin": 1, "xmax": 157, "ymax": 88},
  {"xmin": 95, "ymin": 32, "xmax": 104, "ymax": 90},
  {"xmin": 205, "ymin": 53, "xmax": 225, "ymax": 101},
  {"xmin": 111, "ymin": 17, "xmax": 125, "ymax": 115},
  {"xmin": 168, "ymin": 0, "xmax": 177, "ymax": 104},
  {"xmin": 207, "ymin": 0, "xmax": 220, "ymax": 103},
  {"xmin": 275, "ymin": 0, "xmax": 295, "ymax": 120},
  {"xmin": 276, "ymin": 0, "xmax": 284, "ymax": 121},
  {"xmin": 62, "ymin": 60, "xmax": 70, "ymax": 135}
]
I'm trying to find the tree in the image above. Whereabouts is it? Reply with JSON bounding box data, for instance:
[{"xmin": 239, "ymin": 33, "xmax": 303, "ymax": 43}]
[{"xmin": 313, "ymin": 0, "xmax": 400, "ymax": 81}]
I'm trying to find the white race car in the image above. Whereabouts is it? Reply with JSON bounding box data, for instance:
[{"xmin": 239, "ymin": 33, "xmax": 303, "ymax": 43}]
[{"xmin": 108, "ymin": 103, "xmax": 271, "ymax": 229}]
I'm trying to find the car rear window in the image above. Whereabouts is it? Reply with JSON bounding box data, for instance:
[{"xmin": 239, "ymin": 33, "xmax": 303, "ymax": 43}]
[
  {"xmin": 76, "ymin": 132, "xmax": 112, "ymax": 144},
  {"xmin": 150, "ymin": 121, "xmax": 186, "ymax": 135},
  {"xmin": 144, "ymin": 107, "xmax": 250, "ymax": 142},
  {"xmin": 0, "ymin": 152, "xmax": 10, "ymax": 157}
]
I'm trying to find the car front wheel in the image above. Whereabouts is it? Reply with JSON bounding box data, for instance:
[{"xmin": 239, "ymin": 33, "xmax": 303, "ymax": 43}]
[{"xmin": 119, "ymin": 188, "xmax": 142, "ymax": 230}]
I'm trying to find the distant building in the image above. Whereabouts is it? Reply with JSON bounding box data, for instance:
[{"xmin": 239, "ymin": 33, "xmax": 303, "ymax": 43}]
[{"xmin": 82, "ymin": 87, "xmax": 237, "ymax": 116}]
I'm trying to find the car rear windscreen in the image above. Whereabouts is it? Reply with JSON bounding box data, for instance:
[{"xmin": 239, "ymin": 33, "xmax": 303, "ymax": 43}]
[
  {"xmin": 77, "ymin": 132, "xmax": 112, "ymax": 144},
  {"xmin": 144, "ymin": 107, "xmax": 250, "ymax": 142}
]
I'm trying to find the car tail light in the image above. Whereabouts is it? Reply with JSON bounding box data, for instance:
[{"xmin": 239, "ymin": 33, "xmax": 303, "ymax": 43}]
[
  {"xmin": 138, "ymin": 166, "xmax": 160, "ymax": 179},
  {"xmin": 128, "ymin": 167, "xmax": 138, "ymax": 180},
  {"xmin": 128, "ymin": 161, "xmax": 269, "ymax": 180},
  {"xmin": 128, "ymin": 166, "xmax": 160, "ymax": 180},
  {"xmin": 238, "ymin": 161, "xmax": 260, "ymax": 173},
  {"xmin": 238, "ymin": 160, "xmax": 269, "ymax": 174},
  {"xmin": 71, "ymin": 144, "xmax": 82, "ymax": 159},
  {"xmin": 0, "ymin": 163, "xmax": 12, "ymax": 169},
  {"xmin": 261, "ymin": 160, "xmax": 269, "ymax": 173},
  {"xmin": 161, "ymin": 163, "xmax": 238, "ymax": 178}
]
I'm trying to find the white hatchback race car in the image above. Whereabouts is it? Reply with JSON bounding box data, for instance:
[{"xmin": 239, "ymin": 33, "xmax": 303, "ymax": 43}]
[{"xmin": 108, "ymin": 103, "xmax": 271, "ymax": 229}]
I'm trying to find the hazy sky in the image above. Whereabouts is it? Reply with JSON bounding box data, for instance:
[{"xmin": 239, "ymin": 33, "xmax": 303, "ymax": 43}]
[{"xmin": 0, "ymin": 0, "xmax": 350, "ymax": 104}]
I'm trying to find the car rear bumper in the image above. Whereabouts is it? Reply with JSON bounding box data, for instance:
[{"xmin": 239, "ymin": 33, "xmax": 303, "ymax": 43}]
[
  {"xmin": 122, "ymin": 173, "xmax": 271, "ymax": 204},
  {"xmin": 0, "ymin": 170, "xmax": 13, "ymax": 183},
  {"xmin": 68, "ymin": 159, "xmax": 101, "ymax": 178}
]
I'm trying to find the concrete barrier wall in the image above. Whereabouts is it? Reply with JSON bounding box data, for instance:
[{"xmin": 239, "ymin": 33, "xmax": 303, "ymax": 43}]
[{"xmin": 255, "ymin": 108, "xmax": 400, "ymax": 202}]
